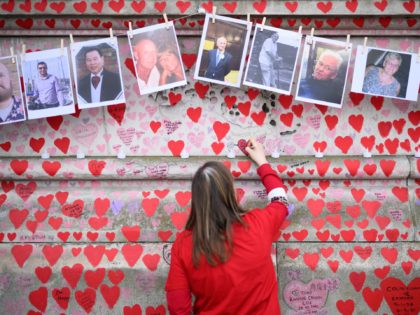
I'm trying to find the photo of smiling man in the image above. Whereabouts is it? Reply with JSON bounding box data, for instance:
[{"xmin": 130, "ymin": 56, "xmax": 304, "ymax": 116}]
[{"xmin": 71, "ymin": 37, "xmax": 125, "ymax": 109}]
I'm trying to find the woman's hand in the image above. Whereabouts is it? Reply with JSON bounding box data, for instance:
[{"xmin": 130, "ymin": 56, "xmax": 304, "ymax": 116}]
[{"xmin": 245, "ymin": 138, "xmax": 268, "ymax": 166}]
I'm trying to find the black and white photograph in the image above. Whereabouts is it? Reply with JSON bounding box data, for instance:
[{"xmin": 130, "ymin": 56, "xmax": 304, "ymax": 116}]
[
  {"xmin": 296, "ymin": 36, "xmax": 352, "ymax": 108},
  {"xmin": 71, "ymin": 37, "xmax": 125, "ymax": 109},
  {"xmin": 243, "ymin": 25, "xmax": 302, "ymax": 95},
  {"xmin": 351, "ymin": 46, "xmax": 419, "ymax": 101},
  {"xmin": 0, "ymin": 56, "xmax": 26, "ymax": 124},
  {"xmin": 194, "ymin": 14, "xmax": 252, "ymax": 88},
  {"xmin": 128, "ymin": 21, "xmax": 187, "ymax": 96},
  {"xmin": 21, "ymin": 48, "xmax": 75, "ymax": 119}
]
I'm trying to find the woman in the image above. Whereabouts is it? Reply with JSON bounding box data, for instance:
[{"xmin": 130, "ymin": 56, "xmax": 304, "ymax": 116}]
[
  {"xmin": 362, "ymin": 52, "xmax": 402, "ymax": 97},
  {"xmin": 158, "ymin": 45, "xmax": 184, "ymax": 85},
  {"xmin": 165, "ymin": 139, "xmax": 289, "ymax": 314}
]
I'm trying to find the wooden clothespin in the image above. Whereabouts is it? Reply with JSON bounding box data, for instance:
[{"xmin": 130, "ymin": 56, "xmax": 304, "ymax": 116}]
[
  {"xmin": 109, "ymin": 28, "xmax": 113, "ymax": 38},
  {"xmin": 307, "ymin": 27, "xmax": 314, "ymax": 45},
  {"xmin": 69, "ymin": 33, "xmax": 74, "ymax": 44},
  {"xmin": 345, "ymin": 34, "xmax": 351, "ymax": 51},
  {"xmin": 128, "ymin": 21, "xmax": 133, "ymax": 39},
  {"xmin": 10, "ymin": 47, "xmax": 15, "ymax": 64},
  {"xmin": 417, "ymin": 47, "xmax": 420, "ymax": 63},
  {"xmin": 362, "ymin": 37, "xmax": 368, "ymax": 54},
  {"xmin": 260, "ymin": 17, "xmax": 266, "ymax": 31},
  {"xmin": 247, "ymin": 13, "xmax": 251, "ymax": 24},
  {"xmin": 21, "ymin": 43, "xmax": 26, "ymax": 61},
  {"xmin": 163, "ymin": 13, "xmax": 170, "ymax": 30},
  {"xmin": 212, "ymin": 6, "xmax": 217, "ymax": 23},
  {"xmin": 60, "ymin": 38, "xmax": 65, "ymax": 55},
  {"xmin": 298, "ymin": 25, "xmax": 302, "ymax": 34}
]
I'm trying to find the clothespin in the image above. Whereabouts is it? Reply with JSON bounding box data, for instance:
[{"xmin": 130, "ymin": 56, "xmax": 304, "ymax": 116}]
[
  {"xmin": 109, "ymin": 28, "xmax": 113, "ymax": 38},
  {"xmin": 21, "ymin": 44, "xmax": 26, "ymax": 61},
  {"xmin": 417, "ymin": 47, "xmax": 420, "ymax": 63},
  {"xmin": 69, "ymin": 34, "xmax": 74, "ymax": 44},
  {"xmin": 260, "ymin": 17, "xmax": 266, "ymax": 31},
  {"xmin": 362, "ymin": 37, "xmax": 368, "ymax": 54},
  {"xmin": 345, "ymin": 34, "xmax": 351, "ymax": 51},
  {"xmin": 163, "ymin": 13, "xmax": 170, "ymax": 30},
  {"xmin": 315, "ymin": 149, "xmax": 323, "ymax": 159},
  {"xmin": 307, "ymin": 28, "xmax": 314, "ymax": 45},
  {"xmin": 212, "ymin": 6, "xmax": 217, "ymax": 23},
  {"xmin": 298, "ymin": 25, "xmax": 302, "ymax": 34},
  {"xmin": 247, "ymin": 13, "xmax": 251, "ymax": 24},
  {"xmin": 60, "ymin": 38, "xmax": 64, "ymax": 55},
  {"xmin": 128, "ymin": 21, "xmax": 133, "ymax": 39},
  {"xmin": 41, "ymin": 150, "xmax": 50, "ymax": 159},
  {"xmin": 76, "ymin": 149, "xmax": 85, "ymax": 159},
  {"xmin": 198, "ymin": 7, "xmax": 206, "ymax": 14},
  {"xmin": 10, "ymin": 47, "xmax": 15, "ymax": 64}
]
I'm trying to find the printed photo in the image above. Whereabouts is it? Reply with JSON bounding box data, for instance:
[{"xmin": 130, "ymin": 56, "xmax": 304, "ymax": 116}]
[
  {"xmin": 21, "ymin": 48, "xmax": 75, "ymax": 119},
  {"xmin": 128, "ymin": 21, "xmax": 187, "ymax": 96},
  {"xmin": 0, "ymin": 56, "xmax": 26, "ymax": 124},
  {"xmin": 295, "ymin": 36, "xmax": 352, "ymax": 108},
  {"xmin": 351, "ymin": 46, "xmax": 419, "ymax": 101},
  {"xmin": 243, "ymin": 25, "xmax": 302, "ymax": 95},
  {"xmin": 194, "ymin": 14, "xmax": 252, "ymax": 87},
  {"xmin": 71, "ymin": 37, "xmax": 125, "ymax": 109}
]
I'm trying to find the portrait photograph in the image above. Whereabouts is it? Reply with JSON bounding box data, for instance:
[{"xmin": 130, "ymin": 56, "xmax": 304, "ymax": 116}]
[
  {"xmin": 194, "ymin": 14, "xmax": 252, "ymax": 88},
  {"xmin": 243, "ymin": 25, "xmax": 302, "ymax": 95},
  {"xmin": 128, "ymin": 21, "xmax": 187, "ymax": 96},
  {"xmin": 21, "ymin": 48, "xmax": 75, "ymax": 119},
  {"xmin": 71, "ymin": 37, "xmax": 125, "ymax": 109},
  {"xmin": 0, "ymin": 56, "xmax": 26, "ymax": 125},
  {"xmin": 295, "ymin": 36, "xmax": 352, "ymax": 108},
  {"xmin": 351, "ymin": 46, "xmax": 419, "ymax": 101}
]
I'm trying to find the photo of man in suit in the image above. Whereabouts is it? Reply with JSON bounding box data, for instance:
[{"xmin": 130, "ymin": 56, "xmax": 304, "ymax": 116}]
[
  {"xmin": 204, "ymin": 36, "xmax": 233, "ymax": 82},
  {"xmin": 77, "ymin": 46, "xmax": 122, "ymax": 104}
]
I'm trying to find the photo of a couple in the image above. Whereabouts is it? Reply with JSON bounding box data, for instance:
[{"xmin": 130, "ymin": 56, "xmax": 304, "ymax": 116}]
[{"xmin": 129, "ymin": 22, "xmax": 187, "ymax": 96}]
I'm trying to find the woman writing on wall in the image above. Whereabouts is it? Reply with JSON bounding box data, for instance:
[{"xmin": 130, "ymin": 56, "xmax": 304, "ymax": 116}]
[
  {"xmin": 165, "ymin": 138, "xmax": 289, "ymax": 314},
  {"xmin": 362, "ymin": 52, "xmax": 402, "ymax": 97}
]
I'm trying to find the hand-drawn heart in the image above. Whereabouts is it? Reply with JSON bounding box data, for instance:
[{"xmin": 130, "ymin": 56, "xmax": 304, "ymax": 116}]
[
  {"xmin": 100, "ymin": 284, "xmax": 120, "ymax": 309},
  {"xmin": 284, "ymin": 278, "xmax": 332, "ymax": 311},
  {"xmin": 62, "ymin": 263, "xmax": 83, "ymax": 289},
  {"xmin": 237, "ymin": 139, "xmax": 249, "ymax": 156},
  {"xmin": 29, "ymin": 286, "xmax": 48, "ymax": 312},
  {"xmin": 142, "ymin": 254, "xmax": 160, "ymax": 271},
  {"xmin": 122, "ymin": 244, "xmax": 143, "ymax": 267},
  {"xmin": 75, "ymin": 287, "xmax": 96, "ymax": 313}
]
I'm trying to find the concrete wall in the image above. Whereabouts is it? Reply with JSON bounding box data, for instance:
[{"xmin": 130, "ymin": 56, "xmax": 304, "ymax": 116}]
[{"xmin": 0, "ymin": 1, "xmax": 419, "ymax": 314}]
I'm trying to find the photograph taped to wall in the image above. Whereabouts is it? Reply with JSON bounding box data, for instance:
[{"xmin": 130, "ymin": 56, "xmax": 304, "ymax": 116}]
[
  {"xmin": 243, "ymin": 25, "xmax": 302, "ymax": 95},
  {"xmin": 128, "ymin": 21, "xmax": 187, "ymax": 96},
  {"xmin": 0, "ymin": 56, "xmax": 26, "ymax": 125},
  {"xmin": 351, "ymin": 46, "xmax": 419, "ymax": 101},
  {"xmin": 71, "ymin": 37, "xmax": 125, "ymax": 109},
  {"xmin": 194, "ymin": 14, "xmax": 252, "ymax": 88},
  {"xmin": 296, "ymin": 36, "xmax": 352, "ymax": 108},
  {"xmin": 21, "ymin": 48, "xmax": 75, "ymax": 119}
]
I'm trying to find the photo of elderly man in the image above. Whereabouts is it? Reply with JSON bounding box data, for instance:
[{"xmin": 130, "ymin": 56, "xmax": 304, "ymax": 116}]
[
  {"xmin": 129, "ymin": 21, "xmax": 186, "ymax": 95},
  {"xmin": 0, "ymin": 57, "xmax": 25, "ymax": 124},
  {"xmin": 22, "ymin": 48, "xmax": 75, "ymax": 119},
  {"xmin": 72, "ymin": 37, "xmax": 125, "ymax": 109},
  {"xmin": 296, "ymin": 37, "xmax": 351, "ymax": 108},
  {"xmin": 194, "ymin": 14, "xmax": 251, "ymax": 88}
]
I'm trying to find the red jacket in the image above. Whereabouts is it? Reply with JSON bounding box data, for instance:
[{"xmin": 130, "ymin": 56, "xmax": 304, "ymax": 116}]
[{"xmin": 166, "ymin": 163, "xmax": 288, "ymax": 315}]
